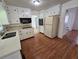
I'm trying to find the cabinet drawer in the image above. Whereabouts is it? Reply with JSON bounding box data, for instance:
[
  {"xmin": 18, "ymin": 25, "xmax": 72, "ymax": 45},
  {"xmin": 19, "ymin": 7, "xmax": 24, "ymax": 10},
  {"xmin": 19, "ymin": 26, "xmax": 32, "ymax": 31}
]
[{"xmin": 19, "ymin": 28, "xmax": 34, "ymax": 40}]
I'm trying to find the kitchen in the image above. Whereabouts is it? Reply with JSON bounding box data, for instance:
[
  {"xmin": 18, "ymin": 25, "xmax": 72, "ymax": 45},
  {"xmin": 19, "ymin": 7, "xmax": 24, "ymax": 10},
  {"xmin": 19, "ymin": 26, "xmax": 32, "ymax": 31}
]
[
  {"xmin": 0, "ymin": 0, "xmax": 78, "ymax": 59},
  {"xmin": 0, "ymin": 0, "xmax": 34, "ymax": 59}
]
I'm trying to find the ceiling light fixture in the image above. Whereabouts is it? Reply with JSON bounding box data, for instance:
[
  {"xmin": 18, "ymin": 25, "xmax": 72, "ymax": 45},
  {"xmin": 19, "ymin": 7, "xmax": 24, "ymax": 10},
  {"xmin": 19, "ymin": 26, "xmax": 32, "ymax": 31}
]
[{"xmin": 32, "ymin": 0, "xmax": 40, "ymax": 6}]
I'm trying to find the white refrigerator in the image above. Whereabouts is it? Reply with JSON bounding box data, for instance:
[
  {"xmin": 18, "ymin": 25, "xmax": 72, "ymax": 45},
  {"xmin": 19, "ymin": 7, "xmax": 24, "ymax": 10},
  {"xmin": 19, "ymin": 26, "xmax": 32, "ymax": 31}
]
[{"xmin": 44, "ymin": 15, "xmax": 59, "ymax": 38}]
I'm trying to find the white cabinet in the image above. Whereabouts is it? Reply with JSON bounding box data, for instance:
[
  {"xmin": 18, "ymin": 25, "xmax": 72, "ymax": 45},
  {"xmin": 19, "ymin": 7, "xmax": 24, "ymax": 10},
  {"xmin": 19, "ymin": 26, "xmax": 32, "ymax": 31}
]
[
  {"xmin": 19, "ymin": 30, "xmax": 24, "ymax": 40},
  {"xmin": 6, "ymin": 6, "xmax": 20, "ymax": 24},
  {"xmin": 23, "ymin": 8, "xmax": 31, "ymax": 18},
  {"xmin": 2, "ymin": 51, "xmax": 22, "ymax": 59},
  {"xmin": 18, "ymin": 7, "xmax": 31, "ymax": 18},
  {"xmin": 19, "ymin": 28, "xmax": 34, "ymax": 40},
  {"xmin": 44, "ymin": 15, "xmax": 59, "ymax": 38},
  {"xmin": 5, "ymin": 5, "xmax": 31, "ymax": 24},
  {"xmin": 18, "ymin": 7, "xmax": 24, "ymax": 18},
  {"xmin": 20, "ymin": 29, "xmax": 29, "ymax": 39},
  {"xmin": 27, "ymin": 28, "xmax": 34, "ymax": 37}
]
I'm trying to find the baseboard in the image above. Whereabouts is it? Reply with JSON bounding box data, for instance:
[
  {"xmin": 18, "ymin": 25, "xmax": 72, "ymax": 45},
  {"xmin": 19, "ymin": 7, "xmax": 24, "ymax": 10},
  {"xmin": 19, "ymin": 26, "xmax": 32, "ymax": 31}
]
[
  {"xmin": 21, "ymin": 36, "xmax": 34, "ymax": 41},
  {"xmin": 72, "ymin": 30, "xmax": 78, "ymax": 31},
  {"xmin": 39, "ymin": 32, "xmax": 44, "ymax": 34},
  {"xmin": 20, "ymin": 50, "xmax": 25, "ymax": 59}
]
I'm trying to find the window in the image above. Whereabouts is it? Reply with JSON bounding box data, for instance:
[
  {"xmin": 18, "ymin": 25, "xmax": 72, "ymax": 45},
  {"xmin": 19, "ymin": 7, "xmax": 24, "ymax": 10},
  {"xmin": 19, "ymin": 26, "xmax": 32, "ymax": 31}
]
[
  {"xmin": 65, "ymin": 14, "xmax": 69, "ymax": 24},
  {"xmin": 65, "ymin": 10, "xmax": 69, "ymax": 24},
  {"xmin": 0, "ymin": 25, "xmax": 3, "ymax": 32}
]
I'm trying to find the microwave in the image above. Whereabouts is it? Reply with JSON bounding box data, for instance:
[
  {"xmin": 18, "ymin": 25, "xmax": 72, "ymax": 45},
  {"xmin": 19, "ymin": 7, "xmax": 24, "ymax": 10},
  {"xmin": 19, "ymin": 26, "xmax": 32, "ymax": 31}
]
[{"xmin": 20, "ymin": 18, "xmax": 31, "ymax": 24}]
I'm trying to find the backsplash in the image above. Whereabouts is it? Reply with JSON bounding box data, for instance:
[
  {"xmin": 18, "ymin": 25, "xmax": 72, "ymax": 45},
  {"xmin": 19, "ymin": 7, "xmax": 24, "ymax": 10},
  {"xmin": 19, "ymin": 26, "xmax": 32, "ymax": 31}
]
[{"xmin": 3, "ymin": 23, "xmax": 32, "ymax": 31}]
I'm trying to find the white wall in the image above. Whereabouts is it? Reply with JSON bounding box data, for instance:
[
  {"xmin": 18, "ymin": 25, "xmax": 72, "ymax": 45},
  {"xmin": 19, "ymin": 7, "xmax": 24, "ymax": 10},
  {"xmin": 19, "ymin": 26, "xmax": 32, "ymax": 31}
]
[
  {"xmin": 58, "ymin": 0, "xmax": 78, "ymax": 38},
  {"xmin": 72, "ymin": 7, "xmax": 78, "ymax": 30}
]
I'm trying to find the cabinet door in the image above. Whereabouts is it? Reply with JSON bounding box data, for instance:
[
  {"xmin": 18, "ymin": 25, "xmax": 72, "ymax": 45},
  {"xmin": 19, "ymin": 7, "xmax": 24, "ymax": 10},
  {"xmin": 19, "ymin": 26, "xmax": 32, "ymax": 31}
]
[
  {"xmin": 22, "ymin": 29, "xmax": 29, "ymax": 39},
  {"xmin": 6, "ymin": 6, "xmax": 19, "ymax": 24},
  {"xmin": 18, "ymin": 8, "xmax": 31, "ymax": 18},
  {"xmin": 19, "ymin": 30, "xmax": 25, "ymax": 40},
  {"xmin": 45, "ymin": 16, "xmax": 53, "ymax": 24},
  {"xmin": 44, "ymin": 25, "xmax": 52, "ymax": 37},
  {"xmin": 27, "ymin": 28, "xmax": 34, "ymax": 37},
  {"xmin": 19, "ymin": 28, "xmax": 34, "ymax": 40},
  {"xmin": 23, "ymin": 8, "xmax": 31, "ymax": 18},
  {"xmin": 19, "ymin": 33, "xmax": 25, "ymax": 40},
  {"xmin": 3, "ymin": 51, "xmax": 22, "ymax": 59},
  {"xmin": 19, "ymin": 34, "xmax": 23, "ymax": 40},
  {"xmin": 18, "ymin": 7, "xmax": 24, "ymax": 18}
]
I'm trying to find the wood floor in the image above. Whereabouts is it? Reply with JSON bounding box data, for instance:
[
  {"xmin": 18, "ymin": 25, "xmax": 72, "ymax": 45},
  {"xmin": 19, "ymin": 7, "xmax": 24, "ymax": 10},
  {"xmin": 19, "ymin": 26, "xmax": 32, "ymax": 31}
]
[
  {"xmin": 21, "ymin": 32, "xmax": 78, "ymax": 59},
  {"xmin": 63, "ymin": 30, "xmax": 78, "ymax": 45}
]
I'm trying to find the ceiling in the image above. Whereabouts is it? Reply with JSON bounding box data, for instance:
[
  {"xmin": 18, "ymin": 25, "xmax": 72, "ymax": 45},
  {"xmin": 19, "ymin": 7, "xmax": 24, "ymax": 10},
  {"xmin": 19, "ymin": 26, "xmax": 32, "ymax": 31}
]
[
  {"xmin": 0, "ymin": 0, "xmax": 2, "ymax": 2},
  {"xmin": 4, "ymin": 0, "xmax": 70, "ymax": 11}
]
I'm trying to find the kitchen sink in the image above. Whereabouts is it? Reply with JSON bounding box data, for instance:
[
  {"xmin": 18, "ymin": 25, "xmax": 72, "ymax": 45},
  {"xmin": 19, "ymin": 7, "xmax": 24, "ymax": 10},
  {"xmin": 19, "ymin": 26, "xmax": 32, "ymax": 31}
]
[{"xmin": 2, "ymin": 32, "xmax": 16, "ymax": 39}]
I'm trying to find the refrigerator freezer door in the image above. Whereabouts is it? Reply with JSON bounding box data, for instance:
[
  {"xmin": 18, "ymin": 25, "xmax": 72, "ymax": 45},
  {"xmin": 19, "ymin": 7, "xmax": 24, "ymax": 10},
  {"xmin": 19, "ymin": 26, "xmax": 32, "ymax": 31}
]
[{"xmin": 45, "ymin": 17, "xmax": 53, "ymax": 25}]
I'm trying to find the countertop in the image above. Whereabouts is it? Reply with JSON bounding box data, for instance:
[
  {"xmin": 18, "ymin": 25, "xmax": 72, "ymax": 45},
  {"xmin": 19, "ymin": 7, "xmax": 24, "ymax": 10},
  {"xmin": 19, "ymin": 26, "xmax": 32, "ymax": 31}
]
[
  {"xmin": 0, "ymin": 24, "xmax": 33, "ymax": 58},
  {"xmin": 4, "ymin": 24, "xmax": 32, "ymax": 31},
  {"xmin": 0, "ymin": 30, "xmax": 21, "ymax": 58}
]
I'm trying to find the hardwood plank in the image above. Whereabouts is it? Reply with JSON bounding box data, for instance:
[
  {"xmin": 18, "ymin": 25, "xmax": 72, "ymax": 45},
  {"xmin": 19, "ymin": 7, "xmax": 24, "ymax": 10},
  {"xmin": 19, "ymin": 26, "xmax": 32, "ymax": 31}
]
[{"xmin": 21, "ymin": 33, "xmax": 78, "ymax": 59}]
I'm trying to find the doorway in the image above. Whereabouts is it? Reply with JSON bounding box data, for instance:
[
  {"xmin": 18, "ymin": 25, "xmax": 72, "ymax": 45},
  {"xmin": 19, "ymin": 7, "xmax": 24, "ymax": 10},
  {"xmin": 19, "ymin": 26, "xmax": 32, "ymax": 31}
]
[
  {"xmin": 32, "ymin": 15, "xmax": 39, "ymax": 34},
  {"xmin": 63, "ymin": 7, "xmax": 78, "ymax": 45},
  {"xmin": 63, "ymin": 7, "xmax": 78, "ymax": 35}
]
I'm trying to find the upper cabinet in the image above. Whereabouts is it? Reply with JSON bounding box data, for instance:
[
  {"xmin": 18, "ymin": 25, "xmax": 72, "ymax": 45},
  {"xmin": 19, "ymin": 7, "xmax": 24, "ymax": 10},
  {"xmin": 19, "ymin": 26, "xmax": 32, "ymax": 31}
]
[
  {"xmin": 0, "ymin": 2, "xmax": 9, "ymax": 25},
  {"xmin": 6, "ymin": 6, "xmax": 20, "ymax": 24},
  {"xmin": 38, "ymin": 4, "xmax": 61, "ymax": 18},
  {"xmin": 5, "ymin": 5, "xmax": 31, "ymax": 24},
  {"xmin": 18, "ymin": 7, "xmax": 31, "ymax": 18}
]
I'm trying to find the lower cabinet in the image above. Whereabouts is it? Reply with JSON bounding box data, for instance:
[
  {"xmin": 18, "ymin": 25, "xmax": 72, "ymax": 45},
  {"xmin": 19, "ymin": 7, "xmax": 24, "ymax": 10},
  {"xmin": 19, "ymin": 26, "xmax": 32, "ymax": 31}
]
[
  {"xmin": 19, "ymin": 28, "xmax": 34, "ymax": 40},
  {"xmin": 2, "ymin": 51, "xmax": 22, "ymax": 59}
]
